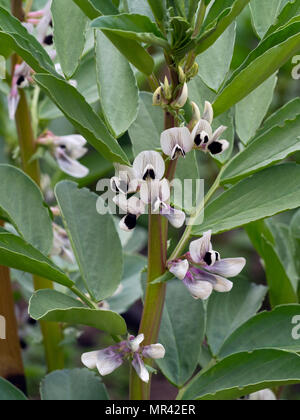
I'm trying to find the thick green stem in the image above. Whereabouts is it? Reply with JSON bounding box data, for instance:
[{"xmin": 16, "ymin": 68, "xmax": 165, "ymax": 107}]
[
  {"xmin": 129, "ymin": 106, "xmax": 177, "ymax": 400},
  {"xmin": 11, "ymin": 0, "xmax": 64, "ymax": 373}
]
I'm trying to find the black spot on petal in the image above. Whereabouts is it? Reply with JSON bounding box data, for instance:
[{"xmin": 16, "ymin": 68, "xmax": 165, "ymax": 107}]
[
  {"xmin": 208, "ymin": 141, "xmax": 223, "ymax": 155},
  {"xmin": 215, "ymin": 252, "xmax": 220, "ymax": 262},
  {"xmin": 203, "ymin": 135, "xmax": 209, "ymax": 144},
  {"xmin": 125, "ymin": 214, "xmax": 137, "ymax": 230},
  {"xmin": 143, "ymin": 169, "xmax": 155, "ymax": 180},
  {"xmin": 194, "ymin": 134, "xmax": 202, "ymax": 146},
  {"xmin": 17, "ymin": 75, "xmax": 25, "ymax": 86},
  {"xmin": 44, "ymin": 34, "xmax": 53, "ymax": 45},
  {"xmin": 204, "ymin": 252, "xmax": 213, "ymax": 266}
]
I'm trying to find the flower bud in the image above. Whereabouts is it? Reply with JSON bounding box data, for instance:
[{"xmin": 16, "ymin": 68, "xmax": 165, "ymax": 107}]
[
  {"xmin": 178, "ymin": 66, "xmax": 186, "ymax": 84},
  {"xmin": 188, "ymin": 102, "xmax": 201, "ymax": 131},
  {"xmin": 142, "ymin": 344, "xmax": 166, "ymax": 359},
  {"xmin": 163, "ymin": 76, "xmax": 172, "ymax": 100},
  {"xmin": 153, "ymin": 86, "xmax": 164, "ymax": 106},
  {"xmin": 171, "ymin": 83, "xmax": 188, "ymax": 109},
  {"xmin": 187, "ymin": 62, "xmax": 199, "ymax": 79}
]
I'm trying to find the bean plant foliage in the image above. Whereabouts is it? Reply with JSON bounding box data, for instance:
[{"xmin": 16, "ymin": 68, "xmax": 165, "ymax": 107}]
[{"xmin": 0, "ymin": 0, "xmax": 300, "ymax": 402}]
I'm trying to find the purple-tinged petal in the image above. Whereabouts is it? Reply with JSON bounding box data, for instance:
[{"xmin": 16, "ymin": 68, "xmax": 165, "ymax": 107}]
[
  {"xmin": 128, "ymin": 334, "xmax": 144, "ymax": 352},
  {"xmin": 161, "ymin": 206, "xmax": 185, "ymax": 228},
  {"xmin": 183, "ymin": 274, "xmax": 213, "ymax": 300},
  {"xmin": 54, "ymin": 148, "xmax": 89, "ymax": 178},
  {"xmin": 169, "ymin": 259, "xmax": 189, "ymax": 280},
  {"xmin": 205, "ymin": 258, "xmax": 246, "ymax": 278},
  {"xmin": 96, "ymin": 349, "xmax": 123, "ymax": 376},
  {"xmin": 132, "ymin": 354, "xmax": 150, "ymax": 383},
  {"xmin": 189, "ymin": 230, "xmax": 212, "ymax": 263}
]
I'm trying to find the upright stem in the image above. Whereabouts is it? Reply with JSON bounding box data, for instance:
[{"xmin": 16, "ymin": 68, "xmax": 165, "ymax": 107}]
[
  {"xmin": 129, "ymin": 100, "xmax": 177, "ymax": 400},
  {"xmin": 11, "ymin": 0, "xmax": 64, "ymax": 372},
  {"xmin": 0, "ymin": 223, "xmax": 26, "ymax": 392}
]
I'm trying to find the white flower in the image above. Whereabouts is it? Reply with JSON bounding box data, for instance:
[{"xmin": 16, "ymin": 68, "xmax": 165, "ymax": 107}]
[
  {"xmin": 133, "ymin": 151, "xmax": 165, "ymax": 181},
  {"xmin": 191, "ymin": 101, "xmax": 229, "ymax": 156},
  {"xmin": 160, "ymin": 127, "xmax": 194, "ymax": 160},
  {"xmin": 110, "ymin": 164, "xmax": 139, "ymax": 194},
  {"xmin": 81, "ymin": 335, "xmax": 166, "ymax": 384},
  {"xmin": 249, "ymin": 389, "xmax": 277, "ymax": 401},
  {"xmin": 169, "ymin": 231, "xmax": 246, "ymax": 300},
  {"xmin": 39, "ymin": 132, "xmax": 89, "ymax": 178}
]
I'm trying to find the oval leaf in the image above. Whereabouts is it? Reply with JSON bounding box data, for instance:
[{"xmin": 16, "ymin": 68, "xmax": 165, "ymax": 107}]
[{"xmin": 29, "ymin": 289, "xmax": 127, "ymax": 335}]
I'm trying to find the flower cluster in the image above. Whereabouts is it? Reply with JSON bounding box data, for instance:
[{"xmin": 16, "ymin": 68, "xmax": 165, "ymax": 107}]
[
  {"xmin": 51, "ymin": 223, "xmax": 75, "ymax": 264},
  {"xmin": 38, "ymin": 131, "xmax": 89, "ymax": 178},
  {"xmin": 111, "ymin": 151, "xmax": 186, "ymax": 232},
  {"xmin": 169, "ymin": 230, "xmax": 246, "ymax": 300},
  {"xmin": 81, "ymin": 334, "xmax": 165, "ymax": 383}
]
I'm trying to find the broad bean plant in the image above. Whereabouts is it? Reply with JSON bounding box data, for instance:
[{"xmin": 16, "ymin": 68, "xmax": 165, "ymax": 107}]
[{"xmin": 0, "ymin": 0, "xmax": 300, "ymax": 402}]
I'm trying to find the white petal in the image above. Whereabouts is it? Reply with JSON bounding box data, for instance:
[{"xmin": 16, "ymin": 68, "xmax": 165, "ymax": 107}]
[
  {"xmin": 55, "ymin": 149, "xmax": 89, "ymax": 178},
  {"xmin": 132, "ymin": 354, "xmax": 150, "ymax": 384},
  {"xmin": 160, "ymin": 127, "xmax": 193, "ymax": 158},
  {"xmin": 213, "ymin": 276, "xmax": 233, "ymax": 293},
  {"xmin": 162, "ymin": 207, "xmax": 186, "ymax": 228},
  {"xmin": 189, "ymin": 230, "xmax": 212, "ymax": 263},
  {"xmin": 206, "ymin": 258, "xmax": 246, "ymax": 278},
  {"xmin": 8, "ymin": 92, "xmax": 20, "ymax": 120},
  {"xmin": 172, "ymin": 83, "xmax": 188, "ymax": 108},
  {"xmin": 183, "ymin": 278, "xmax": 213, "ymax": 300},
  {"xmin": 133, "ymin": 151, "xmax": 165, "ymax": 181},
  {"xmin": 96, "ymin": 350, "xmax": 123, "ymax": 376},
  {"xmin": 209, "ymin": 126, "xmax": 227, "ymax": 144},
  {"xmin": 81, "ymin": 351, "xmax": 99, "ymax": 369},
  {"xmin": 140, "ymin": 179, "xmax": 170, "ymax": 208},
  {"xmin": 169, "ymin": 259, "xmax": 189, "ymax": 280},
  {"xmin": 54, "ymin": 135, "xmax": 88, "ymax": 160},
  {"xmin": 249, "ymin": 389, "xmax": 276, "ymax": 401},
  {"xmin": 143, "ymin": 344, "xmax": 165, "ymax": 359},
  {"xmin": 128, "ymin": 334, "xmax": 144, "ymax": 352},
  {"xmin": 202, "ymin": 101, "xmax": 214, "ymax": 124}
]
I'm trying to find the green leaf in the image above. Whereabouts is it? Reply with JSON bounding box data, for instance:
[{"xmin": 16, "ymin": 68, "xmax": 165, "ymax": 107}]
[
  {"xmin": 235, "ymin": 74, "xmax": 277, "ymax": 145},
  {"xmin": 0, "ymin": 378, "xmax": 27, "ymax": 401},
  {"xmin": 157, "ymin": 280, "xmax": 206, "ymax": 387},
  {"xmin": 265, "ymin": 0, "xmax": 300, "ymax": 37},
  {"xmin": 222, "ymin": 115, "xmax": 300, "ymax": 183},
  {"xmin": 96, "ymin": 30, "xmax": 155, "ymax": 75},
  {"xmin": 213, "ymin": 21, "xmax": 300, "ymax": 117},
  {"xmin": 0, "ymin": 231, "xmax": 73, "ymax": 288},
  {"xmin": 72, "ymin": 0, "xmax": 101, "ymax": 19},
  {"xmin": 107, "ymin": 254, "xmax": 146, "ymax": 314},
  {"xmin": 0, "ymin": 6, "xmax": 55, "ymax": 74},
  {"xmin": 90, "ymin": 0, "xmax": 119, "ymax": 15},
  {"xmin": 195, "ymin": 0, "xmax": 250, "ymax": 55},
  {"xmin": 0, "ymin": 165, "xmax": 53, "ymax": 254},
  {"xmin": 52, "ymin": 0, "xmax": 88, "ymax": 78},
  {"xmin": 245, "ymin": 221, "xmax": 298, "ymax": 306},
  {"xmin": 196, "ymin": 23, "xmax": 236, "ymax": 92},
  {"xmin": 219, "ymin": 305, "xmax": 300, "ymax": 359},
  {"xmin": 250, "ymin": 0, "xmax": 282, "ymax": 39},
  {"xmin": 256, "ymin": 97, "xmax": 300, "ymax": 138},
  {"xmin": 192, "ymin": 163, "xmax": 300, "ymax": 236},
  {"xmin": 41, "ymin": 369, "xmax": 109, "ymax": 400},
  {"xmin": 291, "ymin": 209, "xmax": 300, "ymax": 239},
  {"xmin": 147, "ymin": 0, "xmax": 166, "ymax": 22},
  {"xmin": 55, "ymin": 181, "xmax": 123, "ymax": 302},
  {"xmin": 179, "ymin": 349, "xmax": 300, "ymax": 400},
  {"xmin": 128, "ymin": 0, "xmax": 154, "ymax": 19},
  {"xmin": 34, "ymin": 73, "xmax": 129, "ymax": 165},
  {"xmin": 95, "ymin": 31, "xmax": 139, "ymax": 138},
  {"xmin": 91, "ymin": 13, "xmax": 168, "ymax": 48},
  {"xmin": 29, "ymin": 289, "xmax": 127, "ymax": 335},
  {"xmin": 206, "ymin": 276, "xmax": 267, "ymax": 357}
]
